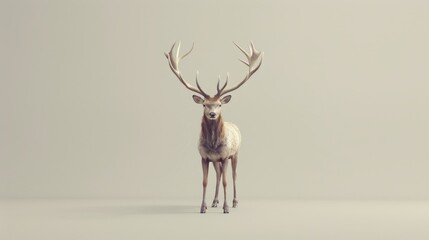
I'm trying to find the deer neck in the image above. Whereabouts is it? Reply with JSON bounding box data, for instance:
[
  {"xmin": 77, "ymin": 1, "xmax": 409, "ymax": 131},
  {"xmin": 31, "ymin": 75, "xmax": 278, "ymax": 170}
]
[{"xmin": 201, "ymin": 115, "xmax": 225, "ymax": 150}]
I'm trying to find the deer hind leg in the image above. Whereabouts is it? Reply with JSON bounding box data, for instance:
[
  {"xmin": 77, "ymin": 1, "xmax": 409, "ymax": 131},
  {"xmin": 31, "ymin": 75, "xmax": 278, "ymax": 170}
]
[
  {"xmin": 231, "ymin": 154, "xmax": 238, "ymax": 208},
  {"xmin": 222, "ymin": 158, "xmax": 229, "ymax": 213},
  {"xmin": 211, "ymin": 161, "xmax": 222, "ymax": 208},
  {"xmin": 200, "ymin": 158, "xmax": 209, "ymax": 213}
]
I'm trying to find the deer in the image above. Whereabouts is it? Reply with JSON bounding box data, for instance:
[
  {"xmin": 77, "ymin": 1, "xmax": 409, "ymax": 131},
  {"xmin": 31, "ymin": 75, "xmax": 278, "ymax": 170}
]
[{"xmin": 165, "ymin": 41, "xmax": 263, "ymax": 213}]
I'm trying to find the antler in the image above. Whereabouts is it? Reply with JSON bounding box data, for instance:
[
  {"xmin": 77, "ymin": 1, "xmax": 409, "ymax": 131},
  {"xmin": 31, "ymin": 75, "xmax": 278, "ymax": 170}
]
[
  {"xmin": 165, "ymin": 42, "xmax": 209, "ymax": 98},
  {"xmin": 215, "ymin": 41, "xmax": 263, "ymax": 97}
]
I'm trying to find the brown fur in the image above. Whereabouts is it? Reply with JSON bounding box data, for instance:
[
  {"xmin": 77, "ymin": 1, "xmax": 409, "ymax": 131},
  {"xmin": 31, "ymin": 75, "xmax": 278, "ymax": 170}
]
[{"xmin": 201, "ymin": 114, "xmax": 225, "ymax": 151}]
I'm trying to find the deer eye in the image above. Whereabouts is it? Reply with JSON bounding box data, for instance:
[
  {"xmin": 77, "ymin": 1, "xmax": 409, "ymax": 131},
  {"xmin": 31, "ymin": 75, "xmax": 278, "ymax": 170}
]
[{"xmin": 203, "ymin": 104, "xmax": 205, "ymax": 107}]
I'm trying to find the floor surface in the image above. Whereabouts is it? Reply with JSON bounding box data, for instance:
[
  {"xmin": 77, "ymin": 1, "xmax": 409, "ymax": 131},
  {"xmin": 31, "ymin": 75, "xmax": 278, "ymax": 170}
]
[{"xmin": 1, "ymin": 199, "xmax": 429, "ymax": 240}]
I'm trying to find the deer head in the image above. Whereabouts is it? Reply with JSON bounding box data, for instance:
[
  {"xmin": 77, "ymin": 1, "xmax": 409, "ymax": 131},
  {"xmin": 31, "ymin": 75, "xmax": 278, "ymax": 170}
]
[{"xmin": 165, "ymin": 42, "xmax": 263, "ymax": 120}]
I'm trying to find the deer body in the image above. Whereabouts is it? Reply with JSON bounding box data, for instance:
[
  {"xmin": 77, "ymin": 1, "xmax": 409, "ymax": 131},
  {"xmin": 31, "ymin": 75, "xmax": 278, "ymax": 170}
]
[
  {"xmin": 198, "ymin": 116, "xmax": 241, "ymax": 162},
  {"xmin": 165, "ymin": 41, "xmax": 263, "ymax": 213}
]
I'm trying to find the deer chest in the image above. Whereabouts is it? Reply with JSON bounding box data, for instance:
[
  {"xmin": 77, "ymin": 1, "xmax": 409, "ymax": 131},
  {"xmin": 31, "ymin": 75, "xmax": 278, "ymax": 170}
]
[{"xmin": 198, "ymin": 138, "xmax": 229, "ymax": 161}]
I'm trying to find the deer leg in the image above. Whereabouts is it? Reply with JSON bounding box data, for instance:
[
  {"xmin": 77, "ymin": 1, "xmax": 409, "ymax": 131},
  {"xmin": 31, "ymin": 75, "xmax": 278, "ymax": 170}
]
[
  {"xmin": 200, "ymin": 158, "xmax": 209, "ymax": 213},
  {"xmin": 231, "ymin": 154, "xmax": 238, "ymax": 208},
  {"xmin": 211, "ymin": 161, "xmax": 222, "ymax": 207},
  {"xmin": 222, "ymin": 158, "xmax": 229, "ymax": 213}
]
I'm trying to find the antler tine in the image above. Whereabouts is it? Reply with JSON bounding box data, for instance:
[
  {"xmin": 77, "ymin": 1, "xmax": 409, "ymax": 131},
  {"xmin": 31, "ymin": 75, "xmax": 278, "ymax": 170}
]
[
  {"xmin": 217, "ymin": 75, "xmax": 221, "ymax": 93},
  {"xmin": 165, "ymin": 42, "xmax": 209, "ymax": 98},
  {"xmin": 181, "ymin": 42, "xmax": 194, "ymax": 60},
  {"xmin": 216, "ymin": 73, "xmax": 229, "ymax": 97},
  {"xmin": 176, "ymin": 41, "xmax": 181, "ymax": 61},
  {"xmin": 218, "ymin": 42, "xmax": 263, "ymax": 96},
  {"xmin": 195, "ymin": 71, "xmax": 209, "ymax": 97},
  {"xmin": 222, "ymin": 73, "xmax": 229, "ymax": 92},
  {"xmin": 233, "ymin": 41, "xmax": 249, "ymax": 58}
]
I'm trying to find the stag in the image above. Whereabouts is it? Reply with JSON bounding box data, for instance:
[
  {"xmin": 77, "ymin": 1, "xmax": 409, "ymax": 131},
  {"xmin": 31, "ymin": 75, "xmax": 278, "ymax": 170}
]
[{"xmin": 165, "ymin": 41, "xmax": 263, "ymax": 213}]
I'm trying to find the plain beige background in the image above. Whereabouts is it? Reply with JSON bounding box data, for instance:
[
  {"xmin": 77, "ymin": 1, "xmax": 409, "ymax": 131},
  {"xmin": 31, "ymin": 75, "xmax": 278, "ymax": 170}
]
[{"xmin": 1, "ymin": 0, "xmax": 428, "ymax": 200}]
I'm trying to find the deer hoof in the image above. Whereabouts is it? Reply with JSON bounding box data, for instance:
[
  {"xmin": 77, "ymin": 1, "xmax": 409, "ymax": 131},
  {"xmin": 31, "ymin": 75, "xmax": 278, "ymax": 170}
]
[
  {"xmin": 233, "ymin": 199, "xmax": 238, "ymax": 208},
  {"xmin": 200, "ymin": 203, "xmax": 207, "ymax": 213},
  {"xmin": 211, "ymin": 200, "xmax": 219, "ymax": 208},
  {"xmin": 223, "ymin": 204, "xmax": 229, "ymax": 214}
]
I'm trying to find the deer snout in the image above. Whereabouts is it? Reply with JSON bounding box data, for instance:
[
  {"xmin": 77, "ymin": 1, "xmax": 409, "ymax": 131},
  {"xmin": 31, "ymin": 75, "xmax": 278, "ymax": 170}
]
[{"xmin": 209, "ymin": 112, "xmax": 216, "ymax": 118}]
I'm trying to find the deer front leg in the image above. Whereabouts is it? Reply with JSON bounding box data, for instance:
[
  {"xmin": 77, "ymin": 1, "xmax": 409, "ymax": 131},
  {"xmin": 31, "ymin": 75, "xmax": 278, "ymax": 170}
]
[
  {"xmin": 231, "ymin": 154, "xmax": 238, "ymax": 208},
  {"xmin": 200, "ymin": 158, "xmax": 209, "ymax": 213},
  {"xmin": 211, "ymin": 161, "xmax": 222, "ymax": 207},
  {"xmin": 222, "ymin": 158, "xmax": 229, "ymax": 213}
]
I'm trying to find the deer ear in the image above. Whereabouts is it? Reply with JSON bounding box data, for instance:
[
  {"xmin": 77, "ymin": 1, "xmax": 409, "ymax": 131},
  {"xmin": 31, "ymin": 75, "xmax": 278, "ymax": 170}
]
[
  {"xmin": 192, "ymin": 95, "xmax": 204, "ymax": 104},
  {"xmin": 220, "ymin": 95, "xmax": 232, "ymax": 104}
]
